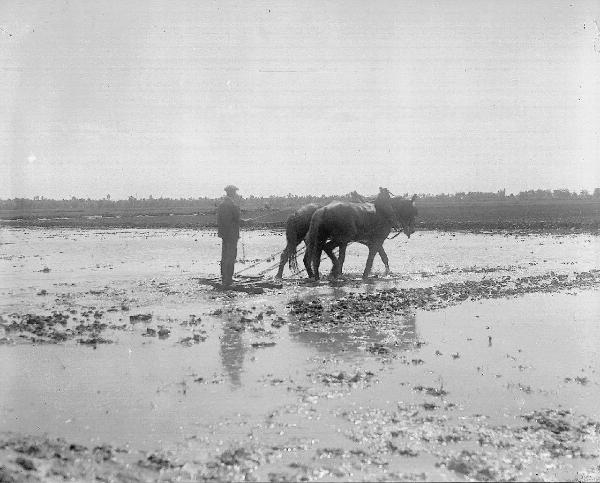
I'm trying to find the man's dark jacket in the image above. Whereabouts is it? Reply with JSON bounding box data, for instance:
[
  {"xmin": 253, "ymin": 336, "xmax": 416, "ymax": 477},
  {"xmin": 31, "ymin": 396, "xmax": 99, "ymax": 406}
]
[{"xmin": 217, "ymin": 196, "xmax": 241, "ymax": 240}]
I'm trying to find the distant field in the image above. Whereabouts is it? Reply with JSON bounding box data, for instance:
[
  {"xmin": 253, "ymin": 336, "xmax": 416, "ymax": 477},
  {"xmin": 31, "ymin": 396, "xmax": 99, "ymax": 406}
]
[{"xmin": 1, "ymin": 199, "xmax": 599, "ymax": 231}]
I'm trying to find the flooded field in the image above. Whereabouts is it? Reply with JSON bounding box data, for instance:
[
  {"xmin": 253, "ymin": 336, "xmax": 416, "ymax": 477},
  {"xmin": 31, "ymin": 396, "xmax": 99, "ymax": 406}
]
[{"xmin": 1, "ymin": 228, "xmax": 599, "ymax": 481}]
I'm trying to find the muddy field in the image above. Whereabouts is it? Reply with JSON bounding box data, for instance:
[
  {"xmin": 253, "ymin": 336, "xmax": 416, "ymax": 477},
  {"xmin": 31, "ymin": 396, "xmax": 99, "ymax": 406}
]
[
  {"xmin": 1, "ymin": 228, "xmax": 599, "ymax": 481},
  {"xmin": 3, "ymin": 199, "xmax": 600, "ymax": 232}
]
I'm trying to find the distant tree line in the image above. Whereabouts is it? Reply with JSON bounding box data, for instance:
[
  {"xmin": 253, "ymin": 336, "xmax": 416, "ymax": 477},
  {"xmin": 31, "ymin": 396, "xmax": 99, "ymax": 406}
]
[
  {"xmin": 2, "ymin": 188, "xmax": 599, "ymax": 211},
  {"xmin": 423, "ymin": 188, "xmax": 600, "ymax": 201}
]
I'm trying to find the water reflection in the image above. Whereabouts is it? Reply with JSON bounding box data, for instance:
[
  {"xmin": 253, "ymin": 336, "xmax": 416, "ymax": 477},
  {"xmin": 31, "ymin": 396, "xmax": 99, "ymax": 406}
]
[
  {"xmin": 219, "ymin": 321, "xmax": 246, "ymax": 388},
  {"xmin": 288, "ymin": 312, "xmax": 418, "ymax": 358}
]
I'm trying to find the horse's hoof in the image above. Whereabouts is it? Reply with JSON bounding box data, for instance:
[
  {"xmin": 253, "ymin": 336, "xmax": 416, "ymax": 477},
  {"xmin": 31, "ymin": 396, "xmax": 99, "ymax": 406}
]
[{"xmin": 303, "ymin": 278, "xmax": 319, "ymax": 286}]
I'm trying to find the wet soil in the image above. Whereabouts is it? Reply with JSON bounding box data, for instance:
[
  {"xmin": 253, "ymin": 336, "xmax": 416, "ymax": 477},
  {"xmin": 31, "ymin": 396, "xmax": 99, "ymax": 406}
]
[
  {"xmin": 1, "ymin": 228, "xmax": 599, "ymax": 481},
  {"xmin": 3, "ymin": 199, "xmax": 600, "ymax": 232},
  {"xmin": 2, "ymin": 405, "xmax": 598, "ymax": 482},
  {"xmin": 289, "ymin": 270, "xmax": 600, "ymax": 332}
]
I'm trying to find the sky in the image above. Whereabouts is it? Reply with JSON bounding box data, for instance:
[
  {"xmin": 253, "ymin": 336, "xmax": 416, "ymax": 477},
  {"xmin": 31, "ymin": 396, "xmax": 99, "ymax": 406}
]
[{"xmin": 1, "ymin": 0, "xmax": 599, "ymax": 199}]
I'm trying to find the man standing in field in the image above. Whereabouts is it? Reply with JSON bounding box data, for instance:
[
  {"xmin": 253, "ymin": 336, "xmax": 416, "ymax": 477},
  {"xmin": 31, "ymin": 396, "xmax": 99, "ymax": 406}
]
[
  {"xmin": 374, "ymin": 187, "xmax": 396, "ymax": 226},
  {"xmin": 217, "ymin": 185, "xmax": 245, "ymax": 287}
]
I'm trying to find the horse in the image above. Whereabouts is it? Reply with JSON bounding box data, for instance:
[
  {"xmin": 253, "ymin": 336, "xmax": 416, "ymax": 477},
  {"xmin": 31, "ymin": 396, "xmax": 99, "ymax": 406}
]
[
  {"xmin": 275, "ymin": 202, "xmax": 393, "ymax": 279},
  {"xmin": 304, "ymin": 195, "xmax": 417, "ymax": 280}
]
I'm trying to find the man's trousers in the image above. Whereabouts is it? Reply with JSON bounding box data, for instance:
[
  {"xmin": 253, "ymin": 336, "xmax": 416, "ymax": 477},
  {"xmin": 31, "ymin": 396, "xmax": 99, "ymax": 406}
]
[{"xmin": 220, "ymin": 238, "xmax": 238, "ymax": 286}]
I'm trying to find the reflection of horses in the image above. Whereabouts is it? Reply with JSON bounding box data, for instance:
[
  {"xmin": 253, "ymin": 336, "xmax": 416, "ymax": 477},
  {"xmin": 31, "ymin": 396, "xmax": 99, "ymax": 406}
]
[
  {"xmin": 276, "ymin": 203, "xmax": 392, "ymax": 279},
  {"xmin": 288, "ymin": 311, "xmax": 417, "ymax": 355},
  {"xmin": 305, "ymin": 196, "xmax": 417, "ymax": 280}
]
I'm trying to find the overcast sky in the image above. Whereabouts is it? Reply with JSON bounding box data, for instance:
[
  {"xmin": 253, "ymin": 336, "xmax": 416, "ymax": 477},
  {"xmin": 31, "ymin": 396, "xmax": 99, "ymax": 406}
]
[{"xmin": 2, "ymin": 0, "xmax": 599, "ymax": 199}]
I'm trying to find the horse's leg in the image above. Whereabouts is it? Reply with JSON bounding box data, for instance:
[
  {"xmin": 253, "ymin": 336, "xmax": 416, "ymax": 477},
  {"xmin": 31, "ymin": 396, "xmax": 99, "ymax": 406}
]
[
  {"xmin": 377, "ymin": 246, "xmax": 390, "ymax": 275},
  {"xmin": 323, "ymin": 241, "xmax": 339, "ymax": 277},
  {"xmin": 337, "ymin": 243, "xmax": 347, "ymax": 276},
  {"xmin": 276, "ymin": 245, "xmax": 289, "ymax": 279},
  {"xmin": 313, "ymin": 244, "xmax": 323, "ymax": 281},
  {"xmin": 362, "ymin": 245, "xmax": 378, "ymax": 279}
]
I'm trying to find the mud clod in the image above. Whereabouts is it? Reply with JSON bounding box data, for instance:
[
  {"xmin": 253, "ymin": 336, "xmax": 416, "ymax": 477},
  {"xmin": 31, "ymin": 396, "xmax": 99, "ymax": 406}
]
[
  {"xmin": 367, "ymin": 343, "xmax": 390, "ymax": 355},
  {"xmin": 15, "ymin": 456, "xmax": 35, "ymax": 471},
  {"xmin": 129, "ymin": 314, "xmax": 152, "ymax": 322},
  {"xmin": 78, "ymin": 336, "xmax": 113, "ymax": 346},
  {"xmin": 387, "ymin": 441, "xmax": 418, "ymax": 457},
  {"xmin": 314, "ymin": 370, "xmax": 375, "ymax": 386},
  {"xmin": 443, "ymin": 450, "xmax": 500, "ymax": 481},
  {"xmin": 250, "ymin": 341, "xmax": 276, "ymax": 348},
  {"xmin": 0, "ymin": 466, "xmax": 17, "ymax": 483},
  {"xmin": 179, "ymin": 333, "xmax": 207, "ymax": 346},
  {"xmin": 218, "ymin": 447, "xmax": 255, "ymax": 467},
  {"xmin": 138, "ymin": 453, "xmax": 179, "ymax": 470},
  {"xmin": 413, "ymin": 385, "xmax": 448, "ymax": 397}
]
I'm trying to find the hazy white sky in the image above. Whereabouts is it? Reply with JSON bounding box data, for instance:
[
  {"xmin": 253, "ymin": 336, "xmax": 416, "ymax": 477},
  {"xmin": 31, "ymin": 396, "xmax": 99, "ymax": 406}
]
[{"xmin": 2, "ymin": 0, "xmax": 599, "ymax": 199}]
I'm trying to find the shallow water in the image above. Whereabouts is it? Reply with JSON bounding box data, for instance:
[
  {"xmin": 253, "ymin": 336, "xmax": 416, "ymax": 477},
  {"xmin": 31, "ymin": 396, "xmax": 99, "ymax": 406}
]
[
  {"xmin": 1, "ymin": 228, "xmax": 598, "ymax": 291},
  {"xmin": 0, "ymin": 227, "xmax": 599, "ymax": 479},
  {"xmin": 1, "ymin": 291, "xmax": 598, "ymax": 445}
]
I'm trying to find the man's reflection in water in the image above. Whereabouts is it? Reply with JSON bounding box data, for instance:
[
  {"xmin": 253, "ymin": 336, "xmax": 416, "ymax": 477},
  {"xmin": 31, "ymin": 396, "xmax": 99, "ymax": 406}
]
[{"xmin": 219, "ymin": 321, "xmax": 246, "ymax": 388}]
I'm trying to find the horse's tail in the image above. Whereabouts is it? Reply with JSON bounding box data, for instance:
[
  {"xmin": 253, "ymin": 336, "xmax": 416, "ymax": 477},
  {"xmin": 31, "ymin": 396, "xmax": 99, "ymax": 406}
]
[
  {"xmin": 286, "ymin": 219, "xmax": 299, "ymax": 272},
  {"xmin": 288, "ymin": 245, "xmax": 298, "ymax": 272},
  {"xmin": 287, "ymin": 207, "xmax": 316, "ymax": 273},
  {"xmin": 304, "ymin": 215, "xmax": 320, "ymax": 277}
]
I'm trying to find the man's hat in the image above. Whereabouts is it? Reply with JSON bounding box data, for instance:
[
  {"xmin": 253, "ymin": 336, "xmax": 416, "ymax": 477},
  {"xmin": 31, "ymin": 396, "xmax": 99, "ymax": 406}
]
[{"xmin": 224, "ymin": 185, "xmax": 239, "ymax": 193}]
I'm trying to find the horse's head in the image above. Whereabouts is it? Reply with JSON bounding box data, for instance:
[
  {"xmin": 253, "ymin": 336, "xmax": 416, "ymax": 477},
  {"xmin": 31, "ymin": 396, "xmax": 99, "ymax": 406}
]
[{"xmin": 391, "ymin": 194, "xmax": 418, "ymax": 238}]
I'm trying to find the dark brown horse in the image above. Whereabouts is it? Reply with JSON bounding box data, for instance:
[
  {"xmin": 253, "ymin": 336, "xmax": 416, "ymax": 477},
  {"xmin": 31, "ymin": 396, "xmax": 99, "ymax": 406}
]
[
  {"xmin": 276, "ymin": 202, "xmax": 393, "ymax": 279},
  {"xmin": 305, "ymin": 195, "xmax": 417, "ymax": 280}
]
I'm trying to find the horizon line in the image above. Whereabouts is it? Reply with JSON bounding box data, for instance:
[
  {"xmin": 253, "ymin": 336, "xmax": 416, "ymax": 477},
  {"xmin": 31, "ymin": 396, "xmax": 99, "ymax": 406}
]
[{"xmin": 2, "ymin": 187, "xmax": 599, "ymax": 203}]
